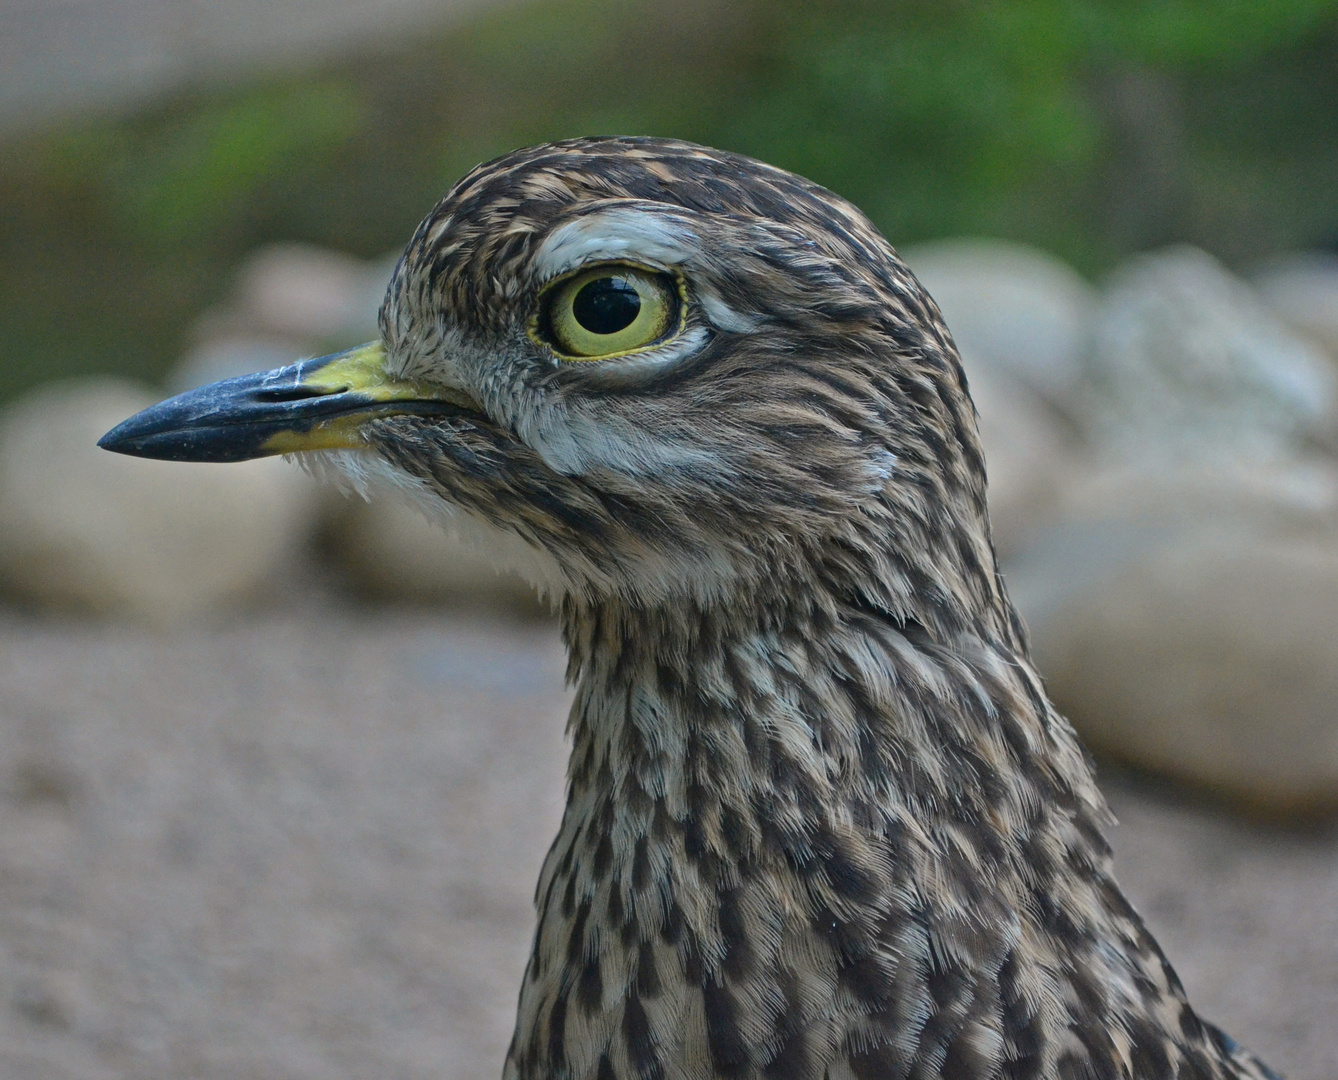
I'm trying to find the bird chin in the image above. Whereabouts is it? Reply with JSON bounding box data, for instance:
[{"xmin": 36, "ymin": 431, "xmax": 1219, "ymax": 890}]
[{"xmin": 298, "ymin": 447, "xmax": 573, "ymax": 604}]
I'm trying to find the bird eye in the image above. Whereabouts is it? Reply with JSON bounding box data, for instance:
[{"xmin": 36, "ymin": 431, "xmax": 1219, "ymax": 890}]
[{"xmin": 542, "ymin": 265, "xmax": 680, "ymax": 359}]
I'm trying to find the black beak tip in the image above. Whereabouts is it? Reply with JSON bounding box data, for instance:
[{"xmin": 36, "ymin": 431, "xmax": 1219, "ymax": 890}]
[
  {"xmin": 97, "ymin": 408, "xmax": 173, "ymax": 458},
  {"xmin": 97, "ymin": 425, "xmax": 131, "ymax": 454},
  {"xmin": 93, "ymin": 408, "xmax": 229, "ymax": 462},
  {"xmin": 91, "ymin": 380, "xmax": 289, "ymax": 463},
  {"xmin": 97, "ymin": 415, "xmax": 145, "ymax": 455}
]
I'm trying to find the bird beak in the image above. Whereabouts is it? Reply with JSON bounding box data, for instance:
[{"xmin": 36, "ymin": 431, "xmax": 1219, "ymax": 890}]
[{"xmin": 98, "ymin": 342, "xmax": 475, "ymax": 462}]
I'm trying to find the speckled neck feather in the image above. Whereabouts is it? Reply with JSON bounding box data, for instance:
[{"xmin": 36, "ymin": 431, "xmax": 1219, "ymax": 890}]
[{"xmin": 502, "ymin": 569, "xmax": 1269, "ymax": 1080}]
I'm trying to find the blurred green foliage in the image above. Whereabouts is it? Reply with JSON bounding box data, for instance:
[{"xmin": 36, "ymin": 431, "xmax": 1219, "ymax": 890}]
[
  {"xmin": 720, "ymin": 0, "xmax": 1338, "ymax": 264},
  {"xmin": 95, "ymin": 82, "xmax": 366, "ymax": 245},
  {"xmin": 1, "ymin": 0, "xmax": 1336, "ymax": 400}
]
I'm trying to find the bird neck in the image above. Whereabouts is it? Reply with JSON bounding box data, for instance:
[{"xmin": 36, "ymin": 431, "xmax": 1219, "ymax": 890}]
[
  {"xmin": 506, "ymin": 576, "xmax": 1207, "ymax": 1080},
  {"xmin": 552, "ymin": 579, "xmax": 1108, "ymax": 886}
]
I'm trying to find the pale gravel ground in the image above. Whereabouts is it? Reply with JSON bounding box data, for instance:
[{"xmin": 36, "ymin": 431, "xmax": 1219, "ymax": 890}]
[{"xmin": 0, "ymin": 603, "xmax": 1332, "ymax": 1080}]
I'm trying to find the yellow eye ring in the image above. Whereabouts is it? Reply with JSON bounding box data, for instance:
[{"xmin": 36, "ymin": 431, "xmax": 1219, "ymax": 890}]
[{"xmin": 539, "ymin": 264, "xmax": 682, "ymax": 360}]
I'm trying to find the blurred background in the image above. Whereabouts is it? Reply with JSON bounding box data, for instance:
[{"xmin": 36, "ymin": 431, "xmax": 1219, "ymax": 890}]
[{"xmin": 1, "ymin": 1, "xmax": 1337, "ymax": 1077}]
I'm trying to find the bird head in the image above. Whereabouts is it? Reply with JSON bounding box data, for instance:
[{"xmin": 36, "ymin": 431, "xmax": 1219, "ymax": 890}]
[{"xmin": 101, "ymin": 138, "xmax": 998, "ymax": 624}]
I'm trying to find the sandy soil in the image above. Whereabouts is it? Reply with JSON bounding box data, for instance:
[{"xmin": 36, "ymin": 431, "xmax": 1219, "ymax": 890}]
[{"xmin": 0, "ymin": 603, "xmax": 1332, "ymax": 1080}]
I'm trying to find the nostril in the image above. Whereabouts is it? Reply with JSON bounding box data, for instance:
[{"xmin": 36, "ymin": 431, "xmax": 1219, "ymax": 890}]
[{"xmin": 253, "ymin": 384, "xmax": 349, "ymax": 403}]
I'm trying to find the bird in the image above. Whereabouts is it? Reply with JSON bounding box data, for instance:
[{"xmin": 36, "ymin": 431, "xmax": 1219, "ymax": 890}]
[{"xmin": 100, "ymin": 137, "xmax": 1280, "ymax": 1080}]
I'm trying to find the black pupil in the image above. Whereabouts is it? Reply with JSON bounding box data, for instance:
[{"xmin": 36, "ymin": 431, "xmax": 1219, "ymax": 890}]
[{"xmin": 572, "ymin": 277, "xmax": 642, "ymax": 335}]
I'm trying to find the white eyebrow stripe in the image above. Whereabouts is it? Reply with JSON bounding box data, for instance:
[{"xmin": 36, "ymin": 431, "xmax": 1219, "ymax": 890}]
[
  {"xmin": 695, "ymin": 287, "xmax": 760, "ymax": 333},
  {"xmin": 532, "ymin": 207, "xmax": 700, "ymax": 279},
  {"xmin": 534, "ymin": 207, "xmax": 762, "ymax": 338}
]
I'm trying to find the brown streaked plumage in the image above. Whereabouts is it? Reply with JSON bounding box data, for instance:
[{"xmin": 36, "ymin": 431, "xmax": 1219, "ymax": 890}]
[{"xmin": 100, "ymin": 137, "xmax": 1279, "ymax": 1080}]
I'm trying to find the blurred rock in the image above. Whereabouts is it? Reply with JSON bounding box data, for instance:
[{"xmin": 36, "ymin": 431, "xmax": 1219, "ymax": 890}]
[
  {"xmin": 969, "ymin": 365, "xmax": 1079, "ymax": 555},
  {"xmin": 1079, "ymin": 245, "xmax": 1337, "ymax": 463},
  {"xmin": 1045, "ymin": 459, "xmax": 1338, "ymax": 540},
  {"xmin": 235, "ymin": 242, "xmax": 388, "ymax": 343},
  {"xmin": 0, "ymin": 380, "xmax": 318, "ymax": 621},
  {"xmin": 196, "ymin": 243, "xmax": 393, "ymax": 350},
  {"xmin": 904, "ymin": 238, "xmax": 1098, "ymax": 406},
  {"xmin": 1008, "ymin": 458, "xmax": 1338, "ymax": 816},
  {"xmin": 1012, "ymin": 524, "xmax": 1338, "ymax": 816},
  {"xmin": 1253, "ymin": 251, "xmax": 1338, "ymax": 361},
  {"xmin": 167, "ymin": 335, "xmax": 308, "ymax": 393},
  {"xmin": 987, "ymin": 246, "xmax": 1338, "ymax": 816},
  {"xmin": 1007, "ymin": 459, "xmax": 1338, "ymax": 629},
  {"xmin": 324, "ymin": 482, "xmax": 545, "ymax": 614}
]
